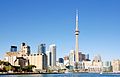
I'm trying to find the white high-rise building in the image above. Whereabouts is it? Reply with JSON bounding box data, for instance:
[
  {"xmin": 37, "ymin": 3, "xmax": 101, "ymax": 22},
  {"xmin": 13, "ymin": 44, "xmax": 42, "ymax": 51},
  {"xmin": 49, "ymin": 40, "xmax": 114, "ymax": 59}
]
[
  {"xmin": 69, "ymin": 50, "xmax": 75, "ymax": 66},
  {"xmin": 49, "ymin": 44, "xmax": 56, "ymax": 66},
  {"xmin": 46, "ymin": 51, "xmax": 52, "ymax": 66}
]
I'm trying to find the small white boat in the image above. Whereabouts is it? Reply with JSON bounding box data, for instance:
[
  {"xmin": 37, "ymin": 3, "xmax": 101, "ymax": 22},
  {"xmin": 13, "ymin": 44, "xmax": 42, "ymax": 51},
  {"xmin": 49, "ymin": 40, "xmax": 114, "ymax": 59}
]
[{"xmin": 100, "ymin": 72, "xmax": 103, "ymax": 74}]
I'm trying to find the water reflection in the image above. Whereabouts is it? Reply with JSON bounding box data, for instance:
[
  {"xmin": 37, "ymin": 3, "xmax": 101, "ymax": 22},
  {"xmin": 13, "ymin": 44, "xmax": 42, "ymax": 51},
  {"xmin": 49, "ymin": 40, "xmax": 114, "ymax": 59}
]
[{"xmin": 1, "ymin": 73, "xmax": 120, "ymax": 77}]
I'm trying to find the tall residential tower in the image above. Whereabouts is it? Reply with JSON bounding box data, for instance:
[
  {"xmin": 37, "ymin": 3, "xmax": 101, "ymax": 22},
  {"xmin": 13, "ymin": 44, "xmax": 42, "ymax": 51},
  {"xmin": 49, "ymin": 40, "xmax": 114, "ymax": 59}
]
[{"xmin": 49, "ymin": 44, "xmax": 56, "ymax": 66}]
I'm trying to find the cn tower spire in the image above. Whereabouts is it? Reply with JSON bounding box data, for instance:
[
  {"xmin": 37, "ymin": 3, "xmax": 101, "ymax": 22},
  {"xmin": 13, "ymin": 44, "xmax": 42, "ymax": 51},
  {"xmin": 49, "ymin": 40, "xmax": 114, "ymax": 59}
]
[
  {"xmin": 75, "ymin": 9, "xmax": 79, "ymax": 63},
  {"xmin": 76, "ymin": 9, "xmax": 79, "ymax": 31}
]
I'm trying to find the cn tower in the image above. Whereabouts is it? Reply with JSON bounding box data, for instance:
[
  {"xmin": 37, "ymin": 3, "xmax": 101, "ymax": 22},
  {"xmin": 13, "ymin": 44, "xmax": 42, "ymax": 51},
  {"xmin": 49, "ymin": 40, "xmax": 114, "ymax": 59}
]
[{"xmin": 75, "ymin": 10, "xmax": 79, "ymax": 63}]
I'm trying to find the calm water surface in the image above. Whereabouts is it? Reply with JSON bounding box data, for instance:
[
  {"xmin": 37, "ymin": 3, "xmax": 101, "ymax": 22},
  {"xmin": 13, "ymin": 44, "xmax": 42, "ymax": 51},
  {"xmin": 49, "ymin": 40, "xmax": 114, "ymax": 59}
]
[{"xmin": 0, "ymin": 73, "xmax": 120, "ymax": 77}]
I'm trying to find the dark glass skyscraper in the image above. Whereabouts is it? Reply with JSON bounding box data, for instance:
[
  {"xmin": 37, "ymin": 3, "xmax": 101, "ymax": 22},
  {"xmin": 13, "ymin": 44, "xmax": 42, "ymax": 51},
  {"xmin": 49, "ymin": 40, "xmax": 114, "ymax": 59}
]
[
  {"xmin": 10, "ymin": 46, "xmax": 17, "ymax": 52},
  {"xmin": 38, "ymin": 44, "xmax": 46, "ymax": 54},
  {"xmin": 59, "ymin": 58, "xmax": 64, "ymax": 63}
]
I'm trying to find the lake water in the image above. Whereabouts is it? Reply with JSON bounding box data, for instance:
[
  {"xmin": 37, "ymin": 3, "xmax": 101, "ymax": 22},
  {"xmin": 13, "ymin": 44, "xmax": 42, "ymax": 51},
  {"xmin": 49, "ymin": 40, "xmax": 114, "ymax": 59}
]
[{"xmin": 1, "ymin": 73, "xmax": 120, "ymax": 77}]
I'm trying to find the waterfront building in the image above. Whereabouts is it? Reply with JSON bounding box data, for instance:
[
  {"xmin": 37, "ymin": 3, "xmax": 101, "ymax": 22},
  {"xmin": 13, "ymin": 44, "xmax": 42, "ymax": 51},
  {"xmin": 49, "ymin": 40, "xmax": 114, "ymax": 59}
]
[
  {"xmin": 4, "ymin": 52, "xmax": 20, "ymax": 65},
  {"xmin": 83, "ymin": 61, "xmax": 92, "ymax": 70},
  {"xmin": 83, "ymin": 61, "xmax": 102, "ymax": 73},
  {"xmin": 91, "ymin": 61, "xmax": 103, "ymax": 72},
  {"xmin": 14, "ymin": 57, "xmax": 28, "ymax": 68},
  {"xmin": 4, "ymin": 42, "xmax": 47, "ymax": 70},
  {"xmin": 27, "ymin": 53, "xmax": 47, "ymax": 70},
  {"xmin": 49, "ymin": 44, "xmax": 56, "ymax": 66},
  {"xmin": 112, "ymin": 59, "xmax": 120, "ymax": 72},
  {"xmin": 38, "ymin": 44, "xmax": 46, "ymax": 54},
  {"xmin": 82, "ymin": 55, "xmax": 103, "ymax": 73},
  {"xmin": 77, "ymin": 62, "xmax": 85, "ymax": 71},
  {"xmin": 63, "ymin": 56, "xmax": 69, "ymax": 66},
  {"xmin": 102, "ymin": 61, "xmax": 112, "ymax": 72},
  {"xmin": 86, "ymin": 55, "xmax": 102, "ymax": 73},
  {"xmin": 56, "ymin": 58, "xmax": 65, "ymax": 70}
]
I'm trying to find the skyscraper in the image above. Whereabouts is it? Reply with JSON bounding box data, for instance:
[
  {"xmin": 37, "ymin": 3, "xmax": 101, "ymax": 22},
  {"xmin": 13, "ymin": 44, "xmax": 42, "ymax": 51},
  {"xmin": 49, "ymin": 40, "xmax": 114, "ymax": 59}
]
[
  {"xmin": 38, "ymin": 44, "xmax": 46, "ymax": 54},
  {"xmin": 20, "ymin": 42, "xmax": 31, "ymax": 55},
  {"xmin": 49, "ymin": 44, "xmax": 56, "ymax": 66},
  {"xmin": 46, "ymin": 51, "xmax": 52, "ymax": 66},
  {"xmin": 69, "ymin": 50, "xmax": 75, "ymax": 66},
  {"xmin": 75, "ymin": 10, "xmax": 79, "ymax": 63},
  {"xmin": 10, "ymin": 46, "xmax": 17, "ymax": 52}
]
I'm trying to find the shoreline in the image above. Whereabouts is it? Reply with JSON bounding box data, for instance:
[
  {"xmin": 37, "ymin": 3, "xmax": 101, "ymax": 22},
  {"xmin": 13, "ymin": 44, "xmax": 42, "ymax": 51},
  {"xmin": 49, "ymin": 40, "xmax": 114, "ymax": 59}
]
[
  {"xmin": 0, "ymin": 72, "xmax": 63, "ymax": 75},
  {"xmin": 0, "ymin": 72, "xmax": 120, "ymax": 75}
]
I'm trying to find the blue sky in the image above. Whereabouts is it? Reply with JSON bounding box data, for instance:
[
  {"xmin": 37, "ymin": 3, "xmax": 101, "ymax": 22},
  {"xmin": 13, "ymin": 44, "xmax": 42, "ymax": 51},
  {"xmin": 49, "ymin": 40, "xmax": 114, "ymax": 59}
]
[{"xmin": 0, "ymin": 0, "xmax": 120, "ymax": 61}]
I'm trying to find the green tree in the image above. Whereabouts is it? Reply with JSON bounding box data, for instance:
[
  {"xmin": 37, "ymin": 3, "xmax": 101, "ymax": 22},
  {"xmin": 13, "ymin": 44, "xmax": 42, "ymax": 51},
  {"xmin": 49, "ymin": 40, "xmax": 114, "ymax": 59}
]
[
  {"xmin": 0, "ymin": 60, "xmax": 4, "ymax": 65},
  {"xmin": 3, "ymin": 62, "xmax": 11, "ymax": 66},
  {"xmin": 3, "ymin": 65, "xmax": 12, "ymax": 72},
  {"xmin": 22, "ymin": 65, "xmax": 36, "ymax": 72},
  {"xmin": 27, "ymin": 65, "xmax": 36, "ymax": 72},
  {"xmin": 12, "ymin": 66, "xmax": 21, "ymax": 72}
]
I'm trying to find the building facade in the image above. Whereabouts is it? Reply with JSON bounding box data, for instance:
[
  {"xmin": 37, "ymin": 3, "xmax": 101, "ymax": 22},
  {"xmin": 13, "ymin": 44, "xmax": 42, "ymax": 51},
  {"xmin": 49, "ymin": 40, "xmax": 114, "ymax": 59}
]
[
  {"xmin": 49, "ymin": 44, "xmax": 56, "ymax": 66},
  {"xmin": 112, "ymin": 59, "xmax": 120, "ymax": 72},
  {"xmin": 69, "ymin": 50, "xmax": 75, "ymax": 66},
  {"xmin": 38, "ymin": 44, "xmax": 46, "ymax": 54},
  {"xmin": 20, "ymin": 43, "xmax": 31, "ymax": 56}
]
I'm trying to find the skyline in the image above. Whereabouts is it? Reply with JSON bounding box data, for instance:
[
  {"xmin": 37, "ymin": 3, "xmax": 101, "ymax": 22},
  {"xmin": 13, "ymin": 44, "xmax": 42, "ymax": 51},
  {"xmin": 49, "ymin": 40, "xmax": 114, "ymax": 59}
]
[{"xmin": 0, "ymin": 0, "xmax": 120, "ymax": 61}]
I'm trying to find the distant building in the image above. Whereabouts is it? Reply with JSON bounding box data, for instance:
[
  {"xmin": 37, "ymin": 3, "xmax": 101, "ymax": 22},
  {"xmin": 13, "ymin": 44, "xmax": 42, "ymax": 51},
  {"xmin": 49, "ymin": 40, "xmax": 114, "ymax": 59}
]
[
  {"xmin": 63, "ymin": 56, "xmax": 69, "ymax": 66},
  {"xmin": 85, "ymin": 54, "xmax": 90, "ymax": 61},
  {"xmin": 78, "ymin": 52, "xmax": 86, "ymax": 61},
  {"xmin": 102, "ymin": 61, "xmax": 112, "ymax": 72},
  {"xmin": 93, "ymin": 55, "xmax": 102, "ymax": 62},
  {"xmin": 86, "ymin": 54, "xmax": 89, "ymax": 60},
  {"xmin": 20, "ymin": 42, "xmax": 31, "ymax": 56},
  {"xmin": 81, "ymin": 53, "xmax": 86, "ymax": 61},
  {"xmin": 69, "ymin": 50, "xmax": 75, "ymax": 66},
  {"xmin": 38, "ymin": 44, "xmax": 46, "ymax": 54},
  {"xmin": 10, "ymin": 46, "xmax": 17, "ymax": 52},
  {"xmin": 49, "ymin": 44, "xmax": 56, "ymax": 66},
  {"xmin": 58, "ymin": 58, "xmax": 64, "ymax": 63},
  {"xmin": 112, "ymin": 59, "xmax": 120, "ymax": 72}
]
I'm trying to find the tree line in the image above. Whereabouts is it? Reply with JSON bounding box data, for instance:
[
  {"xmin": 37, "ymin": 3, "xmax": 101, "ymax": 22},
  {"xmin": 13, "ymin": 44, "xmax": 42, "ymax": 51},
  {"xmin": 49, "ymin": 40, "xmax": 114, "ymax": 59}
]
[{"xmin": 0, "ymin": 60, "xmax": 36, "ymax": 73}]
